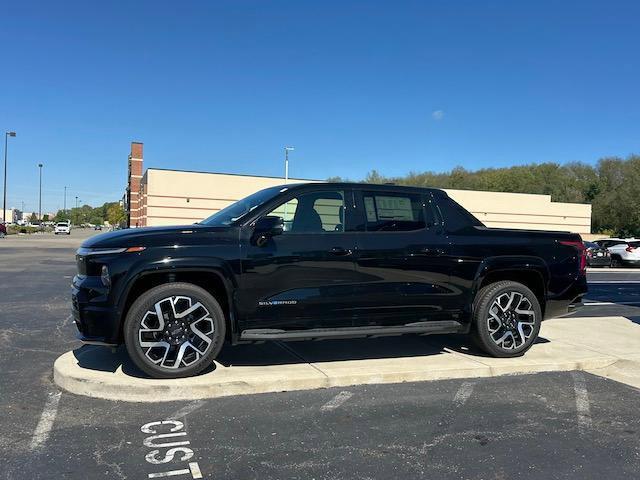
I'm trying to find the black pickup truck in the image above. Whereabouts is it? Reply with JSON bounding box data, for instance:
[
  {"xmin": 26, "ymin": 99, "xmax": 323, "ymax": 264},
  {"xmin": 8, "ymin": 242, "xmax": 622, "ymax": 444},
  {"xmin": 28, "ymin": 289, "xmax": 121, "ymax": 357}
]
[{"xmin": 72, "ymin": 183, "xmax": 587, "ymax": 378}]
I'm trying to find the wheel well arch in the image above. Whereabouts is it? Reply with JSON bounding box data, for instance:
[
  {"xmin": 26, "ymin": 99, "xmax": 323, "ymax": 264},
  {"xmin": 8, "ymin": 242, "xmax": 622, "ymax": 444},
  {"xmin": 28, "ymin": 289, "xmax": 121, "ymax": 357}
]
[
  {"xmin": 478, "ymin": 269, "xmax": 547, "ymax": 312},
  {"xmin": 119, "ymin": 269, "xmax": 234, "ymax": 342}
]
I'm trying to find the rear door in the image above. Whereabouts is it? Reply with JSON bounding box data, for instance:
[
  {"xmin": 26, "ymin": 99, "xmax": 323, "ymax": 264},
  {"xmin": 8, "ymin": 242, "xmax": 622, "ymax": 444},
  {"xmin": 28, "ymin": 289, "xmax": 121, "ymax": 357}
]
[{"xmin": 350, "ymin": 188, "xmax": 460, "ymax": 327}]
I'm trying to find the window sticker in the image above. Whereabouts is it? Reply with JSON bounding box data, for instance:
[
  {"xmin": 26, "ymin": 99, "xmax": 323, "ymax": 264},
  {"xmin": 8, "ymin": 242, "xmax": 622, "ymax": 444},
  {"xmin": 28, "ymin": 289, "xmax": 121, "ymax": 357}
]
[{"xmin": 374, "ymin": 196, "xmax": 414, "ymax": 221}]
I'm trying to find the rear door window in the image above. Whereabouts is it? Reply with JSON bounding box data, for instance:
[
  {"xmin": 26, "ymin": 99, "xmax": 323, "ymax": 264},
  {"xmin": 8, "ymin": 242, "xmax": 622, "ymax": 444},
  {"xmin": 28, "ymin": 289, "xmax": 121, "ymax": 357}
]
[{"xmin": 361, "ymin": 191, "xmax": 428, "ymax": 232}]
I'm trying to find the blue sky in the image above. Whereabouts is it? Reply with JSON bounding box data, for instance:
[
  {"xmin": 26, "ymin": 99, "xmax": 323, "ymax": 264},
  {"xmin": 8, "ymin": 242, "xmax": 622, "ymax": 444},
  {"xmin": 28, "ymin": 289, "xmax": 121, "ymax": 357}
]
[{"xmin": 2, "ymin": 0, "xmax": 639, "ymax": 212}]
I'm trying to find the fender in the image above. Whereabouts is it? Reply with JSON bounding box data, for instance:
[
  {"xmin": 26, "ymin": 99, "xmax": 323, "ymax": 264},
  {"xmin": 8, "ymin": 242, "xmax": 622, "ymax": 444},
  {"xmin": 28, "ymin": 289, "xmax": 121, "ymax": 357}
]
[
  {"xmin": 471, "ymin": 255, "xmax": 550, "ymax": 307},
  {"xmin": 114, "ymin": 254, "xmax": 240, "ymax": 342}
]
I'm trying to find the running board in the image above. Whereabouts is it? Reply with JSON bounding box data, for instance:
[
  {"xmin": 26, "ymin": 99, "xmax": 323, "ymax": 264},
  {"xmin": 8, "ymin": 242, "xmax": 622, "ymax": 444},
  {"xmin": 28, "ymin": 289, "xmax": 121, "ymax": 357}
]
[{"xmin": 240, "ymin": 320, "xmax": 464, "ymax": 342}]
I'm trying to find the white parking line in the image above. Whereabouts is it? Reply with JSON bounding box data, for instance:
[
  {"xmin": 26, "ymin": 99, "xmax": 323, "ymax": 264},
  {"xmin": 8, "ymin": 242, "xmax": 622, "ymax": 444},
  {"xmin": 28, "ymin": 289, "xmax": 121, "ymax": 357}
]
[
  {"xmin": 321, "ymin": 391, "xmax": 354, "ymax": 411},
  {"xmin": 453, "ymin": 381, "xmax": 475, "ymax": 406},
  {"xmin": 584, "ymin": 301, "xmax": 640, "ymax": 306},
  {"xmin": 589, "ymin": 281, "xmax": 640, "ymax": 284},
  {"xmin": 168, "ymin": 400, "xmax": 207, "ymax": 420},
  {"xmin": 29, "ymin": 391, "xmax": 62, "ymax": 451},
  {"xmin": 570, "ymin": 371, "xmax": 592, "ymax": 433},
  {"xmin": 587, "ymin": 268, "xmax": 640, "ymax": 273}
]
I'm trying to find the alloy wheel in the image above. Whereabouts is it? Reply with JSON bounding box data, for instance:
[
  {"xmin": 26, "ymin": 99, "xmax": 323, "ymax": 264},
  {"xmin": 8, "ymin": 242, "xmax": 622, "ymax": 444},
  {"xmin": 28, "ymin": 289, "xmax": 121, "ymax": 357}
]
[
  {"xmin": 137, "ymin": 295, "xmax": 215, "ymax": 369},
  {"xmin": 486, "ymin": 291, "xmax": 536, "ymax": 350}
]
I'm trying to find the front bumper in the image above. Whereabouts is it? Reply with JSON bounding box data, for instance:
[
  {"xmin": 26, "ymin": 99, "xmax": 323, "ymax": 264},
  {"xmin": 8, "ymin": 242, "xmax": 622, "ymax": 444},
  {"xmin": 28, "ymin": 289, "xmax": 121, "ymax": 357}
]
[{"xmin": 72, "ymin": 275, "xmax": 122, "ymax": 346}]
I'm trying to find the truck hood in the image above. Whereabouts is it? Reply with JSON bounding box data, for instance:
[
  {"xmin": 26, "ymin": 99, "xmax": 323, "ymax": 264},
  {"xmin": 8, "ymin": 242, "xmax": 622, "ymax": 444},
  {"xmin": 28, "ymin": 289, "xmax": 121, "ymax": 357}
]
[{"xmin": 81, "ymin": 224, "xmax": 232, "ymax": 249}]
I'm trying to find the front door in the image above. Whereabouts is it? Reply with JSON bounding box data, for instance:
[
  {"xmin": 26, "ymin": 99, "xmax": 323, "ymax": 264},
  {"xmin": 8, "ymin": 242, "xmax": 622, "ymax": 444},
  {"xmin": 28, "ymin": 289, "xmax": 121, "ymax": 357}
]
[
  {"xmin": 237, "ymin": 188, "xmax": 362, "ymax": 332},
  {"xmin": 351, "ymin": 189, "xmax": 459, "ymax": 326}
]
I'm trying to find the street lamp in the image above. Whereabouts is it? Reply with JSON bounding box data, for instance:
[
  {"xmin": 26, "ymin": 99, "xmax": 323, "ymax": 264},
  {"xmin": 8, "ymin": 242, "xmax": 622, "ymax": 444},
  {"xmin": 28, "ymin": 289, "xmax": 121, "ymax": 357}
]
[
  {"xmin": 38, "ymin": 163, "xmax": 43, "ymax": 222},
  {"xmin": 64, "ymin": 186, "xmax": 68, "ymax": 214},
  {"xmin": 284, "ymin": 146, "xmax": 295, "ymax": 184},
  {"xmin": 3, "ymin": 131, "xmax": 16, "ymax": 224}
]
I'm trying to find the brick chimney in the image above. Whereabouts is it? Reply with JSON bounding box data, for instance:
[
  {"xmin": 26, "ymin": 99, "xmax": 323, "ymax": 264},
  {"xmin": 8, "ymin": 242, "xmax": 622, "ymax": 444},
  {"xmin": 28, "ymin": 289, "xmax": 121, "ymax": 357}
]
[{"xmin": 127, "ymin": 142, "xmax": 143, "ymax": 227}]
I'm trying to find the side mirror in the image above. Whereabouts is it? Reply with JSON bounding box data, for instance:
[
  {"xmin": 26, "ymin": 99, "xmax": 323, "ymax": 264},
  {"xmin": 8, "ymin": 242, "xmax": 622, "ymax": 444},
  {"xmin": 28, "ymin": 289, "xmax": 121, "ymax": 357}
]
[{"xmin": 252, "ymin": 216, "xmax": 284, "ymax": 246}]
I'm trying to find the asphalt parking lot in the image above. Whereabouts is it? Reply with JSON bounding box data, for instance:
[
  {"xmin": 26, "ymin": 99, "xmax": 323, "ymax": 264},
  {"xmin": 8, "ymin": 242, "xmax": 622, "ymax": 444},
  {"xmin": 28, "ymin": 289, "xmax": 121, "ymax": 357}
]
[{"xmin": 2, "ymin": 231, "xmax": 640, "ymax": 479}]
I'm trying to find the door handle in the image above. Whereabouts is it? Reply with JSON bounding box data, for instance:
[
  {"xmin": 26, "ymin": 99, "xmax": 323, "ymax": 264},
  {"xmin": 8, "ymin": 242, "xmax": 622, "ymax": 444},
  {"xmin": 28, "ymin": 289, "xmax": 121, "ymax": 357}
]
[{"xmin": 329, "ymin": 247, "xmax": 353, "ymax": 256}]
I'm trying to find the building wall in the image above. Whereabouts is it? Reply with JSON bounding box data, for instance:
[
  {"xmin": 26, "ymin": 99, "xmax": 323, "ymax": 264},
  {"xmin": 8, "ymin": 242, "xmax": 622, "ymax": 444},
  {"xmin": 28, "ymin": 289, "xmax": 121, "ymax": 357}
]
[
  {"xmin": 137, "ymin": 167, "xmax": 592, "ymax": 234},
  {"xmin": 2, "ymin": 209, "xmax": 17, "ymax": 223},
  {"xmin": 139, "ymin": 169, "xmax": 318, "ymax": 226},
  {"xmin": 445, "ymin": 189, "xmax": 592, "ymax": 233}
]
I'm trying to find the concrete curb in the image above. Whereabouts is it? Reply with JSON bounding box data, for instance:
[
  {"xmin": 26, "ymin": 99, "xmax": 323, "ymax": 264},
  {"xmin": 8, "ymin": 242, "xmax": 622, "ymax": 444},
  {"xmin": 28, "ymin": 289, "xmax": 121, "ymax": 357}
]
[{"xmin": 53, "ymin": 316, "xmax": 640, "ymax": 402}]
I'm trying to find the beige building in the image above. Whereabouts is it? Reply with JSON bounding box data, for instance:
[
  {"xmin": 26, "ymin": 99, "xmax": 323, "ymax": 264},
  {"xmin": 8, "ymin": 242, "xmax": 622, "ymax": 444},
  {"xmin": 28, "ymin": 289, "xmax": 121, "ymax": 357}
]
[{"xmin": 125, "ymin": 142, "xmax": 592, "ymax": 235}]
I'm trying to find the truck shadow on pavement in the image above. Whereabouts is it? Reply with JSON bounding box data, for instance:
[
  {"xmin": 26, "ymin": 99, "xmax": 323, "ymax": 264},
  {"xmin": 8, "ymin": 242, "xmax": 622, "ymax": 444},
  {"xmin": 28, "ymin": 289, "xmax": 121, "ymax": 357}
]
[{"xmin": 72, "ymin": 333, "xmax": 551, "ymax": 379}]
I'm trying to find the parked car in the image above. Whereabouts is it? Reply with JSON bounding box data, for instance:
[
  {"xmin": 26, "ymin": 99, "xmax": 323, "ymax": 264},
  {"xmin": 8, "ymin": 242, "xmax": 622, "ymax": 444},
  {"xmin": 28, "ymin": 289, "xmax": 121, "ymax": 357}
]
[
  {"xmin": 607, "ymin": 240, "xmax": 640, "ymax": 267},
  {"xmin": 54, "ymin": 221, "xmax": 71, "ymax": 235},
  {"xmin": 584, "ymin": 241, "xmax": 611, "ymax": 267},
  {"xmin": 94, "ymin": 225, "xmax": 103, "ymax": 231},
  {"xmin": 0, "ymin": 223, "xmax": 6, "ymax": 238},
  {"xmin": 72, "ymin": 183, "xmax": 587, "ymax": 378},
  {"xmin": 593, "ymin": 238, "xmax": 638, "ymax": 249}
]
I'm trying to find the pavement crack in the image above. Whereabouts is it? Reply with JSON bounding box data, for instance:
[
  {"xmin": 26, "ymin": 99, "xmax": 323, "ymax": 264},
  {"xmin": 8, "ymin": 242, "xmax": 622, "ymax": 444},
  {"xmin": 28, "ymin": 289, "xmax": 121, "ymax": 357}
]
[{"xmin": 93, "ymin": 431, "xmax": 127, "ymax": 480}]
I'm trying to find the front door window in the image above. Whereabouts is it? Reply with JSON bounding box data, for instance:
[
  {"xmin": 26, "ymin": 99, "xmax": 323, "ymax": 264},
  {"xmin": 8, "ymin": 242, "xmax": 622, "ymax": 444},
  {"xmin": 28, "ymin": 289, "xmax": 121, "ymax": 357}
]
[{"xmin": 267, "ymin": 190, "xmax": 346, "ymax": 233}]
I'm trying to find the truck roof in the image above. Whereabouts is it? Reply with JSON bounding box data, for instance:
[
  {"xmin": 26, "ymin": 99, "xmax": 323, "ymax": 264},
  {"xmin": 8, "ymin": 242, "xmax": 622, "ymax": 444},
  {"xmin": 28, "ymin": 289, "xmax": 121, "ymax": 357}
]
[{"xmin": 283, "ymin": 182, "xmax": 446, "ymax": 195}]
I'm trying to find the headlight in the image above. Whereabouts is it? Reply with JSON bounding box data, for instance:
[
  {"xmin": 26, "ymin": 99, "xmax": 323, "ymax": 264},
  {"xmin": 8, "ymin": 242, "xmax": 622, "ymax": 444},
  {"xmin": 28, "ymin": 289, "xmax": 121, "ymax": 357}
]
[{"xmin": 100, "ymin": 265, "xmax": 111, "ymax": 287}]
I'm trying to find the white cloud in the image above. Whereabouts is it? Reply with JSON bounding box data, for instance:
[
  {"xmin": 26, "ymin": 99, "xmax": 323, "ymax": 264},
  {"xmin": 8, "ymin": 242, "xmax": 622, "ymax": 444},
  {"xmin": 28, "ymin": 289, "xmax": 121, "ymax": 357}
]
[{"xmin": 432, "ymin": 110, "xmax": 444, "ymax": 121}]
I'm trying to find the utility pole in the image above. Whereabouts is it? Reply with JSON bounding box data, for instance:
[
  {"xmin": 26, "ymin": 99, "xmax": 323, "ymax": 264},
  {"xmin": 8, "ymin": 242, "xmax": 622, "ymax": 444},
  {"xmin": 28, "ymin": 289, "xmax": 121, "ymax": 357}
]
[
  {"xmin": 64, "ymin": 186, "xmax": 67, "ymax": 214},
  {"xmin": 284, "ymin": 146, "xmax": 294, "ymax": 184},
  {"xmin": 38, "ymin": 163, "xmax": 43, "ymax": 221},
  {"xmin": 3, "ymin": 131, "xmax": 17, "ymax": 224}
]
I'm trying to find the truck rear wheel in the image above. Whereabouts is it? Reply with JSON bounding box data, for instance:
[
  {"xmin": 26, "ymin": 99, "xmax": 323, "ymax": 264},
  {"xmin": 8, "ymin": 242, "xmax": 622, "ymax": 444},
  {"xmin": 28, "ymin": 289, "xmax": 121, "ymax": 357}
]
[
  {"xmin": 471, "ymin": 280, "xmax": 541, "ymax": 358},
  {"xmin": 124, "ymin": 282, "xmax": 226, "ymax": 378}
]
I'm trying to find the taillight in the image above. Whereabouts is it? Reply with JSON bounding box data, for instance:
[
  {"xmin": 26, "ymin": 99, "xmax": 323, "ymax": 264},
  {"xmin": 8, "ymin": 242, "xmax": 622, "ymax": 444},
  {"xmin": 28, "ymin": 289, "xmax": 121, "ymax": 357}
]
[
  {"xmin": 559, "ymin": 240, "xmax": 587, "ymax": 274},
  {"xmin": 626, "ymin": 246, "xmax": 636, "ymax": 253}
]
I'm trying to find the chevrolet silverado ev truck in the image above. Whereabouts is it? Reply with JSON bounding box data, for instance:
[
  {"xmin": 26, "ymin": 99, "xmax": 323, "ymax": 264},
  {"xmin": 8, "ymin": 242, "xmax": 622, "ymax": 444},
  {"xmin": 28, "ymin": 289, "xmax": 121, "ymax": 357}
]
[{"xmin": 72, "ymin": 183, "xmax": 587, "ymax": 378}]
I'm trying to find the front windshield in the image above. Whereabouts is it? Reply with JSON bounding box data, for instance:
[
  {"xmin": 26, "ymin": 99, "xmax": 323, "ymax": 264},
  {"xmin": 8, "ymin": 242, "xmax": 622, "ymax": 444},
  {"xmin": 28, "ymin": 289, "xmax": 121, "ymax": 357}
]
[{"xmin": 199, "ymin": 186, "xmax": 286, "ymax": 226}]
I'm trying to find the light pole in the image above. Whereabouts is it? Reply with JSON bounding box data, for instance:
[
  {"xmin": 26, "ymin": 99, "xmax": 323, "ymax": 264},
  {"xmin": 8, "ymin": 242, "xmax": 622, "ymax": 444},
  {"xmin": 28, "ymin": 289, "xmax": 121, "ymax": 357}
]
[
  {"xmin": 38, "ymin": 163, "xmax": 43, "ymax": 222},
  {"xmin": 64, "ymin": 186, "xmax": 68, "ymax": 215},
  {"xmin": 3, "ymin": 131, "xmax": 16, "ymax": 224},
  {"xmin": 284, "ymin": 146, "xmax": 294, "ymax": 184}
]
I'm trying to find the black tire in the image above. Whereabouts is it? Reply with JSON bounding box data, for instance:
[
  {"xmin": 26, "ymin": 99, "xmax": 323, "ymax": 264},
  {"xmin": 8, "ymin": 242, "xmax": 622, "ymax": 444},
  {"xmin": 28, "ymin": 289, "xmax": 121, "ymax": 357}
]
[
  {"xmin": 471, "ymin": 280, "xmax": 542, "ymax": 358},
  {"xmin": 124, "ymin": 282, "xmax": 226, "ymax": 378},
  {"xmin": 611, "ymin": 256, "xmax": 622, "ymax": 268}
]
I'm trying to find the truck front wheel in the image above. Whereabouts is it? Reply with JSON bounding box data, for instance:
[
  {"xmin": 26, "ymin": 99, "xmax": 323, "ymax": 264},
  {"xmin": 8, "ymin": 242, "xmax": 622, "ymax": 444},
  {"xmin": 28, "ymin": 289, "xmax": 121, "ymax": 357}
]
[
  {"xmin": 124, "ymin": 282, "xmax": 226, "ymax": 378},
  {"xmin": 472, "ymin": 280, "xmax": 542, "ymax": 358}
]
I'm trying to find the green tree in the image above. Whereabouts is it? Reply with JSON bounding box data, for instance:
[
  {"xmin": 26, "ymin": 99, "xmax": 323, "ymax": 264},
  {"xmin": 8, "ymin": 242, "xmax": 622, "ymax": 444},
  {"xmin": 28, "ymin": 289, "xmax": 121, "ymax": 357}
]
[
  {"xmin": 107, "ymin": 203, "xmax": 126, "ymax": 227},
  {"xmin": 330, "ymin": 154, "xmax": 640, "ymax": 237}
]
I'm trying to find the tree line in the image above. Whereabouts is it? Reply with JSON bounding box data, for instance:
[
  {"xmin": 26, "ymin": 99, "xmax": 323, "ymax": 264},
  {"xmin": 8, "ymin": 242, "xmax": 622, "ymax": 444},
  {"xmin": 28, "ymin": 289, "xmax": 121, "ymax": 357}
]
[
  {"xmin": 329, "ymin": 154, "xmax": 640, "ymax": 237},
  {"xmin": 52, "ymin": 201, "xmax": 126, "ymax": 227}
]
